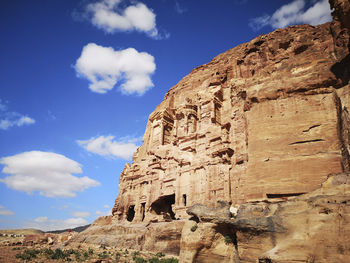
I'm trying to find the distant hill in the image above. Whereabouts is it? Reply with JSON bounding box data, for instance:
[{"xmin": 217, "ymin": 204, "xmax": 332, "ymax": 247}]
[
  {"xmin": 0, "ymin": 228, "xmax": 43, "ymax": 235},
  {"xmin": 46, "ymin": 224, "xmax": 90, "ymax": 234}
]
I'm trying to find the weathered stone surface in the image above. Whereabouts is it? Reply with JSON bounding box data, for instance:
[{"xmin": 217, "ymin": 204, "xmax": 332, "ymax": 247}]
[
  {"xmin": 330, "ymin": 0, "xmax": 350, "ymax": 30},
  {"xmin": 186, "ymin": 201, "xmax": 231, "ymax": 222},
  {"xmin": 179, "ymin": 174, "xmax": 350, "ymax": 262},
  {"xmin": 72, "ymin": 1, "xmax": 350, "ymax": 261},
  {"xmin": 112, "ymin": 18, "xmax": 349, "ymax": 224},
  {"xmin": 69, "ymin": 216, "xmax": 184, "ymax": 256}
]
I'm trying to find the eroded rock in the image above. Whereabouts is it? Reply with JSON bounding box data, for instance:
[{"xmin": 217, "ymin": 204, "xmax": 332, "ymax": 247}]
[
  {"xmin": 180, "ymin": 175, "xmax": 350, "ymax": 262},
  {"xmin": 72, "ymin": 0, "xmax": 350, "ymax": 261},
  {"xmin": 112, "ymin": 19, "xmax": 350, "ymax": 225}
]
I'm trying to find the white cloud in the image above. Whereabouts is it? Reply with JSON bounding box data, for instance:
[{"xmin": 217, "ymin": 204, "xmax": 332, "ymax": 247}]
[
  {"xmin": 34, "ymin": 216, "xmax": 48, "ymax": 223},
  {"xmin": 0, "ymin": 101, "xmax": 7, "ymax": 111},
  {"xmin": 71, "ymin": 211, "xmax": 90, "ymax": 218},
  {"xmin": 249, "ymin": 0, "xmax": 332, "ymax": 31},
  {"xmin": 0, "ymin": 151, "xmax": 100, "ymax": 198},
  {"xmin": 103, "ymin": 204, "xmax": 110, "ymax": 209},
  {"xmin": 0, "ymin": 205, "xmax": 14, "ymax": 216},
  {"xmin": 28, "ymin": 216, "xmax": 89, "ymax": 231},
  {"xmin": 87, "ymin": 0, "xmax": 158, "ymax": 37},
  {"xmin": 75, "ymin": 43, "xmax": 156, "ymax": 95},
  {"xmin": 0, "ymin": 100, "xmax": 35, "ymax": 130},
  {"xmin": 17, "ymin": 116, "xmax": 35, "ymax": 126},
  {"xmin": 96, "ymin": 209, "xmax": 112, "ymax": 216},
  {"xmin": 77, "ymin": 135, "xmax": 139, "ymax": 160}
]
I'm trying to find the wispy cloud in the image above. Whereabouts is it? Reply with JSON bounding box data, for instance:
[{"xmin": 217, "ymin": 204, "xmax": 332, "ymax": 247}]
[
  {"xmin": 96, "ymin": 209, "xmax": 112, "ymax": 216},
  {"xmin": 0, "ymin": 205, "xmax": 14, "ymax": 216},
  {"xmin": 77, "ymin": 135, "xmax": 140, "ymax": 160},
  {"xmin": 249, "ymin": 0, "xmax": 332, "ymax": 31},
  {"xmin": 0, "ymin": 100, "xmax": 35, "ymax": 130},
  {"xmin": 70, "ymin": 211, "xmax": 90, "ymax": 218},
  {"xmin": 174, "ymin": 1, "xmax": 187, "ymax": 14},
  {"xmin": 0, "ymin": 151, "xmax": 100, "ymax": 198},
  {"xmin": 86, "ymin": 0, "xmax": 160, "ymax": 38},
  {"xmin": 75, "ymin": 43, "xmax": 156, "ymax": 95}
]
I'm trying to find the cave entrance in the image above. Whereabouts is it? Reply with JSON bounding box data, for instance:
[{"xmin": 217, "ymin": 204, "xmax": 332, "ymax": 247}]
[
  {"xmin": 266, "ymin": 193, "xmax": 305, "ymax": 199},
  {"xmin": 126, "ymin": 205, "xmax": 135, "ymax": 222},
  {"xmin": 182, "ymin": 194, "xmax": 187, "ymax": 206},
  {"xmin": 150, "ymin": 194, "xmax": 176, "ymax": 220},
  {"xmin": 141, "ymin": 202, "xmax": 146, "ymax": 222}
]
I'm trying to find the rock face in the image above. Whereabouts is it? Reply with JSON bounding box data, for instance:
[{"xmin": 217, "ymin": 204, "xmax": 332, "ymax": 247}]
[
  {"xmin": 179, "ymin": 174, "xmax": 350, "ymax": 262},
  {"xmin": 70, "ymin": 216, "xmax": 184, "ymax": 255},
  {"xmin": 330, "ymin": 0, "xmax": 350, "ymax": 30},
  {"xmin": 71, "ymin": 1, "xmax": 350, "ymax": 261},
  {"xmin": 112, "ymin": 19, "xmax": 350, "ymax": 223}
]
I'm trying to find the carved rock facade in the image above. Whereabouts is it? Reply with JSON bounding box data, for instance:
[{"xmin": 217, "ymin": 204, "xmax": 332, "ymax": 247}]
[{"xmin": 112, "ymin": 17, "xmax": 350, "ymax": 226}]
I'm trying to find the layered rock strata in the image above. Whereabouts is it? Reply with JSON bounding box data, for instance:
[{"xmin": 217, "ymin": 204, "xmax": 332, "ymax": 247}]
[
  {"xmin": 112, "ymin": 19, "xmax": 349, "ymax": 223},
  {"xmin": 179, "ymin": 174, "xmax": 350, "ymax": 262},
  {"xmin": 70, "ymin": 0, "xmax": 350, "ymax": 260}
]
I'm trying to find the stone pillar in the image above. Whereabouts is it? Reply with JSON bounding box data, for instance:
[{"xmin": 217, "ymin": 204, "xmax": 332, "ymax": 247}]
[
  {"xmin": 223, "ymin": 165, "xmax": 230, "ymax": 202},
  {"xmin": 160, "ymin": 121, "xmax": 164, "ymax": 145}
]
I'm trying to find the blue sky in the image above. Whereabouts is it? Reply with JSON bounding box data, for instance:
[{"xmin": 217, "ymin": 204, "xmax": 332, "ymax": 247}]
[{"xmin": 0, "ymin": 0, "xmax": 332, "ymax": 230}]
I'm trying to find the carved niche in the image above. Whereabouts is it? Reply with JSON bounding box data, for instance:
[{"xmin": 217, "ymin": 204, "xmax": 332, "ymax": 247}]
[{"xmin": 149, "ymin": 109, "xmax": 175, "ymax": 147}]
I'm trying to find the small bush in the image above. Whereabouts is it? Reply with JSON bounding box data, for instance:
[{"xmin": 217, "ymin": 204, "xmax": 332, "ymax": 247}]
[
  {"xmin": 224, "ymin": 235, "xmax": 233, "ymax": 244},
  {"xmin": 43, "ymin": 248, "xmax": 54, "ymax": 259},
  {"xmin": 190, "ymin": 224, "xmax": 198, "ymax": 232},
  {"xmin": 15, "ymin": 249, "xmax": 40, "ymax": 261},
  {"xmin": 149, "ymin": 256, "xmax": 178, "ymax": 263},
  {"xmin": 160, "ymin": 258, "xmax": 179, "ymax": 263},
  {"xmin": 132, "ymin": 251, "xmax": 140, "ymax": 260},
  {"xmin": 66, "ymin": 248, "xmax": 75, "ymax": 255},
  {"xmin": 134, "ymin": 257, "xmax": 147, "ymax": 263},
  {"xmin": 149, "ymin": 257, "xmax": 160, "ymax": 263},
  {"xmin": 116, "ymin": 251, "xmax": 121, "ymax": 261},
  {"xmin": 53, "ymin": 248, "xmax": 65, "ymax": 259},
  {"xmin": 74, "ymin": 251, "xmax": 81, "ymax": 261},
  {"xmin": 98, "ymin": 250, "xmax": 109, "ymax": 259}
]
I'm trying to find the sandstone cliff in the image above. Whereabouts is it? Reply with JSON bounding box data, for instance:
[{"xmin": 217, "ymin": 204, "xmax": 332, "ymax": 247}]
[
  {"xmin": 112, "ymin": 17, "xmax": 349, "ymax": 223},
  {"xmin": 70, "ymin": 0, "xmax": 350, "ymax": 261}
]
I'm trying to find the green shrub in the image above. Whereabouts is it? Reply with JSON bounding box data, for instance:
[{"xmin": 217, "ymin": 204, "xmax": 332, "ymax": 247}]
[
  {"xmin": 134, "ymin": 257, "xmax": 147, "ymax": 263},
  {"xmin": 132, "ymin": 251, "xmax": 140, "ymax": 260},
  {"xmin": 52, "ymin": 248, "xmax": 65, "ymax": 260},
  {"xmin": 82, "ymin": 250, "xmax": 90, "ymax": 260},
  {"xmin": 190, "ymin": 224, "xmax": 198, "ymax": 232},
  {"xmin": 43, "ymin": 248, "xmax": 54, "ymax": 258},
  {"xmin": 98, "ymin": 250, "xmax": 109, "ymax": 259},
  {"xmin": 74, "ymin": 251, "xmax": 81, "ymax": 261},
  {"xmin": 148, "ymin": 256, "xmax": 179, "ymax": 263},
  {"xmin": 15, "ymin": 249, "xmax": 40, "ymax": 261},
  {"xmin": 66, "ymin": 248, "xmax": 75, "ymax": 255},
  {"xmin": 160, "ymin": 258, "xmax": 179, "ymax": 263},
  {"xmin": 116, "ymin": 251, "xmax": 121, "ymax": 261},
  {"xmin": 224, "ymin": 235, "xmax": 233, "ymax": 244}
]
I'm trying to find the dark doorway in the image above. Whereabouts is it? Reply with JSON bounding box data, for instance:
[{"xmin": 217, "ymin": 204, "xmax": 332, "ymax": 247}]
[
  {"xmin": 150, "ymin": 194, "xmax": 176, "ymax": 219},
  {"xmin": 126, "ymin": 205, "xmax": 135, "ymax": 222},
  {"xmin": 266, "ymin": 193, "xmax": 305, "ymax": 198},
  {"xmin": 182, "ymin": 194, "xmax": 187, "ymax": 206},
  {"xmin": 141, "ymin": 202, "xmax": 146, "ymax": 221}
]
